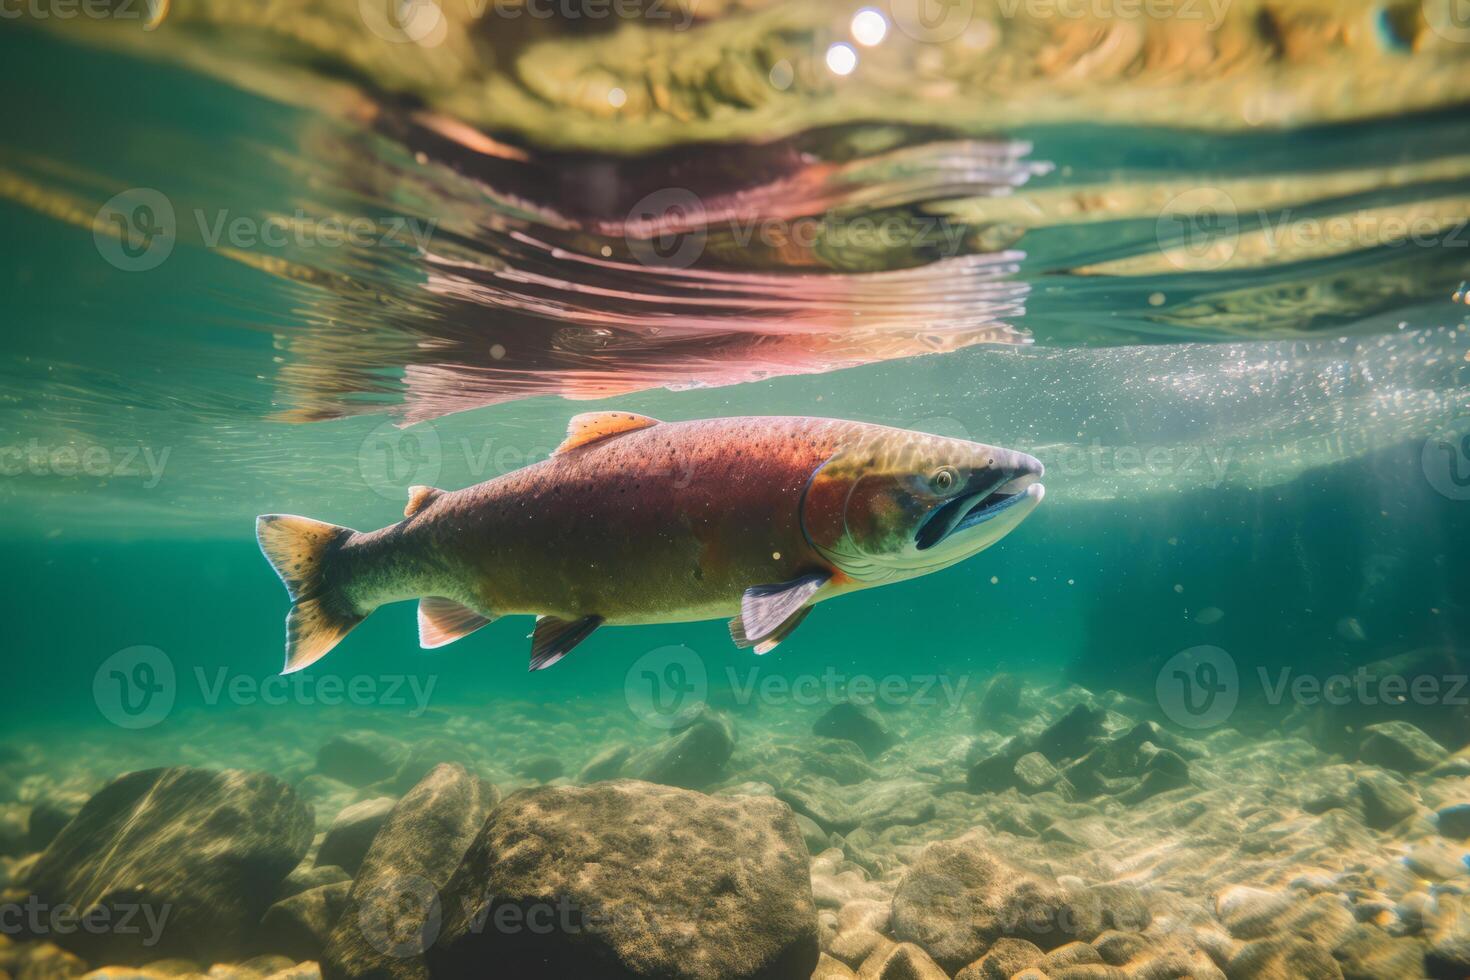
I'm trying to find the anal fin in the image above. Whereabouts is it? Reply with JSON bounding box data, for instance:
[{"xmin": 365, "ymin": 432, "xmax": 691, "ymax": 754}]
[
  {"xmin": 418, "ymin": 596, "xmax": 496, "ymax": 649},
  {"xmin": 530, "ymin": 614, "xmax": 603, "ymax": 670}
]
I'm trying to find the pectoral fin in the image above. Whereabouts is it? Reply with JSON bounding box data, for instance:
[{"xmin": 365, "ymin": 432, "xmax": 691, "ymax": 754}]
[
  {"xmin": 418, "ymin": 597, "xmax": 496, "ymax": 649},
  {"xmin": 730, "ymin": 572, "xmax": 830, "ymax": 652},
  {"xmin": 529, "ymin": 614, "xmax": 604, "ymax": 670},
  {"xmin": 730, "ymin": 606, "xmax": 812, "ymax": 655}
]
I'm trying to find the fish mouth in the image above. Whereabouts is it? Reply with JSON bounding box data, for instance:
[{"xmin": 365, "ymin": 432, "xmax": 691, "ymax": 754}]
[{"xmin": 914, "ymin": 469, "xmax": 1045, "ymax": 551}]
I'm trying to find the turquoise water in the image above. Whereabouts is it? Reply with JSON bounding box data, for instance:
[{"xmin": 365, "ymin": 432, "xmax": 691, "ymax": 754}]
[{"xmin": 3, "ymin": 11, "xmax": 1470, "ymax": 980}]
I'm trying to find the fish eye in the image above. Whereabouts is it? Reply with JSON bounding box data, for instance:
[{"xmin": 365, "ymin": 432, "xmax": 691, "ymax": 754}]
[{"xmin": 930, "ymin": 467, "xmax": 959, "ymax": 493}]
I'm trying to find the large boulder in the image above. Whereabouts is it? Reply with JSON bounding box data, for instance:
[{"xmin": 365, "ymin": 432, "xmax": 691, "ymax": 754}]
[
  {"xmin": 23, "ymin": 767, "xmax": 312, "ymax": 964},
  {"xmin": 323, "ymin": 763, "xmax": 498, "ymax": 980},
  {"xmin": 427, "ymin": 780, "xmax": 818, "ymax": 980},
  {"xmin": 891, "ymin": 831, "xmax": 1082, "ymax": 972}
]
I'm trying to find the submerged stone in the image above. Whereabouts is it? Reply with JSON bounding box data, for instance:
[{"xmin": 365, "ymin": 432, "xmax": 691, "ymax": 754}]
[
  {"xmin": 428, "ymin": 779, "xmax": 818, "ymax": 980},
  {"xmin": 323, "ymin": 763, "xmax": 497, "ymax": 980},
  {"xmin": 621, "ymin": 708, "xmax": 736, "ymax": 789},
  {"xmin": 891, "ymin": 830, "xmax": 1081, "ymax": 971},
  {"xmin": 811, "ymin": 702, "xmax": 897, "ymax": 760},
  {"xmin": 1358, "ymin": 721, "xmax": 1447, "ymax": 774},
  {"xmin": 317, "ymin": 731, "xmax": 409, "ymax": 787},
  {"xmin": 315, "ymin": 797, "xmax": 395, "ymax": 875},
  {"xmin": 24, "ymin": 767, "xmax": 313, "ymax": 964},
  {"xmin": 260, "ymin": 880, "xmax": 351, "ymax": 962}
]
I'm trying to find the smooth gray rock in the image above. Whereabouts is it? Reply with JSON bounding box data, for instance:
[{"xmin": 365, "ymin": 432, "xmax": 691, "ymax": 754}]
[{"xmin": 24, "ymin": 766, "xmax": 313, "ymax": 964}]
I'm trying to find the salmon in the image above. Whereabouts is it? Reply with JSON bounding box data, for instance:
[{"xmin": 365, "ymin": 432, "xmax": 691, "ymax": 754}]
[{"xmin": 256, "ymin": 412, "xmax": 1044, "ymax": 672}]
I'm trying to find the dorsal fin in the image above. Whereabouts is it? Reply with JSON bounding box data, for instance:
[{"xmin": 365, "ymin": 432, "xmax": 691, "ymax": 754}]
[
  {"xmin": 405, "ymin": 485, "xmax": 443, "ymax": 518},
  {"xmin": 553, "ymin": 412, "xmax": 660, "ymax": 455}
]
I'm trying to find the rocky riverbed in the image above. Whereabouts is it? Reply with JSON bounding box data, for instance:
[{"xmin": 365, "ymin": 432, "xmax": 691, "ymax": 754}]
[{"xmin": 4, "ymin": 669, "xmax": 1470, "ymax": 980}]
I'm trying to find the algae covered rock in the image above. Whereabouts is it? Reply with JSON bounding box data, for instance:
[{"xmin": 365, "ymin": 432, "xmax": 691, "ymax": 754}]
[
  {"xmin": 428, "ymin": 779, "xmax": 818, "ymax": 980},
  {"xmin": 24, "ymin": 766, "xmax": 313, "ymax": 964},
  {"xmin": 323, "ymin": 763, "xmax": 497, "ymax": 980}
]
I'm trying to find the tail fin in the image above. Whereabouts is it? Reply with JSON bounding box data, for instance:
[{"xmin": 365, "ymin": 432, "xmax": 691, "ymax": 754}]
[{"xmin": 256, "ymin": 514, "xmax": 365, "ymax": 674}]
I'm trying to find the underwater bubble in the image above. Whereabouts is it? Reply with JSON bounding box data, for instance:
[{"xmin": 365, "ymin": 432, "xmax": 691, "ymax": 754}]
[
  {"xmin": 826, "ymin": 43, "xmax": 858, "ymax": 76},
  {"xmin": 851, "ymin": 8, "xmax": 888, "ymax": 46}
]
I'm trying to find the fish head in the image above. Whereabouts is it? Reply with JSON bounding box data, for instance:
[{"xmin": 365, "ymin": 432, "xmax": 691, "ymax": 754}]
[{"xmin": 801, "ymin": 425, "xmax": 1044, "ymax": 582}]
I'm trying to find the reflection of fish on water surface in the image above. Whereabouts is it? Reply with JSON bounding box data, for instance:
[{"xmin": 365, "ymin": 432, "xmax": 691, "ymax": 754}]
[
  {"xmin": 256, "ymin": 412, "xmax": 1045, "ymax": 672},
  {"xmin": 267, "ymin": 122, "xmax": 1045, "ymax": 423}
]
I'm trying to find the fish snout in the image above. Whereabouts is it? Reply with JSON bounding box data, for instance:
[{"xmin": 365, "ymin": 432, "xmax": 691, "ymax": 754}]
[{"xmin": 983, "ymin": 448, "xmax": 1044, "ymax": 497}]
